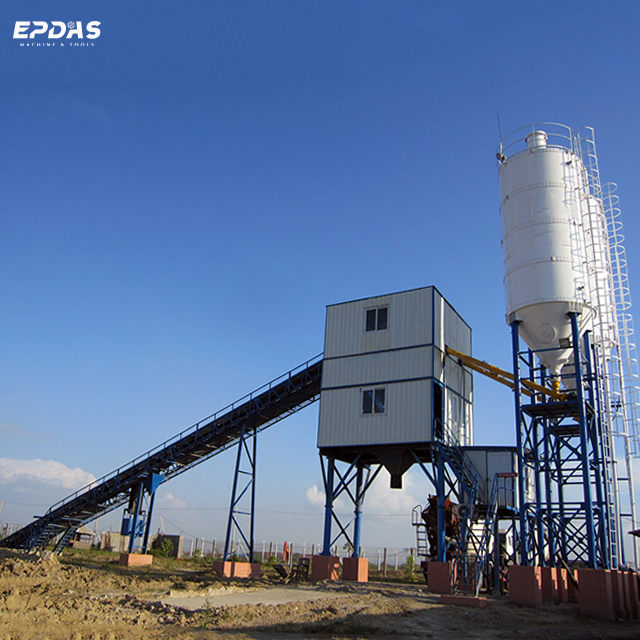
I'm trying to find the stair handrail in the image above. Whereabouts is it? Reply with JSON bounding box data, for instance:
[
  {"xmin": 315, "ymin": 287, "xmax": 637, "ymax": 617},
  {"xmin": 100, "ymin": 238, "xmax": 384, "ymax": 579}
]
[
  {"xmin": 432, "ymin": 417, "xmax": 484, "ymax": 592},
  {"xmin": 473, "ymin": 474, "xmax": 501, "ymax": 595},
  {"xmin": 434, "ymin": 418, "xmax": 486, "ymax": 500},
  {"xmin": 474, "ymin": 474, "xmax": 517, "ymax": 595}
]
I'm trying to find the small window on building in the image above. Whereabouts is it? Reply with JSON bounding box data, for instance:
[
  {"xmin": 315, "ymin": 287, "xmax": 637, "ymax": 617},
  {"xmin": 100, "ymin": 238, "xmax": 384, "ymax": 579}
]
[
  {"xmin": 365, "ymin": 306, "xmax": 388, "ymax": 332},
  {"xmin": 362, "ymin": 387, "xmax": 386, "ymax": 414}
]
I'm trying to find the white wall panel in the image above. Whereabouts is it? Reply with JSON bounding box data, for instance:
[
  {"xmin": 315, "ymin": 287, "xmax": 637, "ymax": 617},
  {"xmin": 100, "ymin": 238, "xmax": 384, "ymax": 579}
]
[
  {"xmin": 317, "ymin": 380, "xmax": 433, "ymax": 448},
  {"xmin": 322, "ymin": 347, "xmax": 434, "ymax": 389}
]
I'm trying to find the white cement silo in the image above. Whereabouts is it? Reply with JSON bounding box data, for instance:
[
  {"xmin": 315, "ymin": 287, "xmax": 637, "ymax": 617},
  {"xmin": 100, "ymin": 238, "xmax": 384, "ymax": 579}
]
[{"xmin": 498, "ymin": 124, "xmax": 594, "ymax": 377}]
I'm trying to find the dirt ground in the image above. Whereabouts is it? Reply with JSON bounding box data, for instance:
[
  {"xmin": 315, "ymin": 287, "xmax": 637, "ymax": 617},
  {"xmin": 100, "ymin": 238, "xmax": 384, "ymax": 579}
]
[{"xmin": 0, "ymin": 549, "xmax": 638, "ymax": 640}]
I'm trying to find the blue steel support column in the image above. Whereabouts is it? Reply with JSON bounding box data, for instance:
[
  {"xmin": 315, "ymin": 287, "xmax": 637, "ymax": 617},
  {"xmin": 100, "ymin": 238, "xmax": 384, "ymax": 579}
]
[
  {"xmin": 127, "ymin": 481, "xmax": 144, "ymax": 554},
  {"xmin": 532, "ymin": 416, "xmax": 545, "ymax": 566},
  {"xmin": 555, "ymin": 438, "xmax": 568, "ymax": 563},
  {"xmin": 569, "ymin": 312, "xmax": 598, "ymax": 568},
  {"xmin": 436, "ymin": 449, "xmax": 446, "ymax": 562},
  {"xmin": 142, "ymin": 491, "xmax": 156, "ymax": 554},
  {"xmin": 322, "ymin": 456, "xmax": 335, "ymax": 555},
  {"xmin": 249, "ymin": 429, "xmax": 257, "ymax": 563},
  {"xmin": 511, "ymin": 320, "xmax": 529, "ymax": 565},
  {"xmin": 224, "ymin": 425, "xmax": 246, "ymax": 561},
  {"xmin": 352, "ymin": 464, "xmax": 364, "ymax": 557},
  {"xmin": 540, "ymin": 366, "xmax": 555, "ymax": 566}
]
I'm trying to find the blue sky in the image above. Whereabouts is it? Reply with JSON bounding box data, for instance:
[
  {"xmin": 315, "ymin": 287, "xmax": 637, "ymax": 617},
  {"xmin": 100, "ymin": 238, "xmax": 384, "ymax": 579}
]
[{"xmin": 1, "ymin": 0, "xmax": 640, "ymax": 552}]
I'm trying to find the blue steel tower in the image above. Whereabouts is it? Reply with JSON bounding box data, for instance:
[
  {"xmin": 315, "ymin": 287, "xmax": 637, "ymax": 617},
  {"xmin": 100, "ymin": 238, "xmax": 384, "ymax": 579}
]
[{"xmin": 498, "ymin": 123, "xmax": 640, "ymax": 569}]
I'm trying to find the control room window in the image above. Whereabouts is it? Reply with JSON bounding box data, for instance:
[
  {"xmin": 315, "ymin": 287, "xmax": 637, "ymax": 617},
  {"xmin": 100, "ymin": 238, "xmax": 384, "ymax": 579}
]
[
  {"xmin": 365, "ymin": 306, "xmax": 388, "ymax": 332},
  {"xmin": 362, "ymin": 388, "xmax": 386, "ymax": 414}
]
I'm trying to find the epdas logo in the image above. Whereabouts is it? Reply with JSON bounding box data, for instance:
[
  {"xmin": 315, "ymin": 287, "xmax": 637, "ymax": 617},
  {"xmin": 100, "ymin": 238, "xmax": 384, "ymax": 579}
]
[{"xmin": 13, "ymin": 21, "xmax": 101, "ymax": 39}]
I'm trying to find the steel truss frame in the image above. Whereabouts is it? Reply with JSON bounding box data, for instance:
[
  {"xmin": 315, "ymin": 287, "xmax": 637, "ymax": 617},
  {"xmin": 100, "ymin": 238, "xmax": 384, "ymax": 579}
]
[
  {"xmin": 224, "ymin": 425, "xmax": 257, "ymax": 561},
  {"xmin": 319, "ymin": 454, "xmax": 382, "ymax": 556},
  {"xmin": 511, "ymin": 315, "xmax": 620, "ymax": 569}
]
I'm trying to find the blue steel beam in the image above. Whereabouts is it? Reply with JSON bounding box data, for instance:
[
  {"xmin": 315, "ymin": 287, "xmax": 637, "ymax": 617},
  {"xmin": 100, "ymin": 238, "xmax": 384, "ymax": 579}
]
[{"xmin": 1, "ymin": 355, "xmax": 323, "ymax": 552}]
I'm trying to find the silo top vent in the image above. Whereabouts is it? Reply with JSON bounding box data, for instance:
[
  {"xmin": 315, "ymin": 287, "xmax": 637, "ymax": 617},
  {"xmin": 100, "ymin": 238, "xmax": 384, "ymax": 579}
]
[{"xmin": 525, "ymin": 130, "xmax": 548, "ymax": 149}]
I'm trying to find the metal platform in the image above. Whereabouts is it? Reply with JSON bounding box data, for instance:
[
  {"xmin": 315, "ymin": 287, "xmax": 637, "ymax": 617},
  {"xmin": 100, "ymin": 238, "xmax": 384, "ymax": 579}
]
[{"xmin": 1, "ymin": 355, "xmax": 323, "ymax": 552}]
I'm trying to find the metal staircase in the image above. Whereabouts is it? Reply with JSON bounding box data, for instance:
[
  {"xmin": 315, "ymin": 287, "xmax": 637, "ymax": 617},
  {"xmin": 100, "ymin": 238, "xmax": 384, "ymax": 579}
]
[
  {"xmin": 433, "ymin": 422, "xmax": 483, "ymax": 592},
  {"xmin": 473, "ymin": 475, "xmax": 501, "ymax": 596},
  {"xmin": 1, "ymin": 355, "xmax": 323, "ymax": 553}
]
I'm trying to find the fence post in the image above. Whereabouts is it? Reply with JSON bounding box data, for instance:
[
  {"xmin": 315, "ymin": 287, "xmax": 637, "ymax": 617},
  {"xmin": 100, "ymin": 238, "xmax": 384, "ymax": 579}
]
[{"xmin": 383, "ymin": 548, "xmax": 388, "ymax": 578}]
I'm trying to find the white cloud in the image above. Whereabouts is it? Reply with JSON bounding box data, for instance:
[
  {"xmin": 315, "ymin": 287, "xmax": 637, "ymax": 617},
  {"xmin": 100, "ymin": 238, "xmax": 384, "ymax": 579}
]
[
  {"xmin": 305, "ymin": 484, "xmax": 325, "ymax": 507},
  {"xmin": 305, "ymin": 484, "xmax": 346, "ymax": 511},
  {"xmin": 0, "ymin": 458, "xmax": 96, "ymax": 491},
  {"xmin": 306, "ymin": 470, "xmax": 423, "ymax": 517},
  {"xmin": 306, "ymin": 469, "xmax": 425, "ymax": 515},
  {"xmin": 158, "ymin": 492, "xmax": 187, "ymax": 510},
  {"xmin": 364, "ymin": 470, "xmax": 421, "ymax": 515}
]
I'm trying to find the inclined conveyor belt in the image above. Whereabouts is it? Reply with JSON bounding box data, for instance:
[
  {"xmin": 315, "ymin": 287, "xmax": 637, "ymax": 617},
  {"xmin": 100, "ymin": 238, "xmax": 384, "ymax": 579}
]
[{"xmin": 0, "ymin": 355, "xmax": 323, "ymax": 551}]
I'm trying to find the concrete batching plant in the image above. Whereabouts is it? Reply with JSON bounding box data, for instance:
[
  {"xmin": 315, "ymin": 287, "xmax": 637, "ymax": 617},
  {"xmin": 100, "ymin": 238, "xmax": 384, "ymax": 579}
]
[{"xmin": 3, "ymin": 122, "xmax": 639, "ymax": 607}]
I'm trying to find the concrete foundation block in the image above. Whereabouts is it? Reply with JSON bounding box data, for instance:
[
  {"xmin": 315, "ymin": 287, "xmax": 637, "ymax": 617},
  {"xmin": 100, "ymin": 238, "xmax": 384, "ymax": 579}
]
[
  {"xmin": 623, "ymin": 570, "xmax": 639, "ymax": 620},
  {"xmin": 508, "ymin": 565, "xmax": 542, "ymax": 608},
  {"xmin": 567, "ymin": 569, "xmax": 579, "ymax": 602},
  {"xmin": 311, "ymin": 555, "xmax": 340, "ymax": 582},
  {"xmin": 427, "ymin": 561, "xmax": 454, "ymax": 595},
  {"xmin": 211, "ymin": 561, "xmax": 261, "ymax": 578},
  {"xmin": 555, "ymin": 568, "xmax": 569, "ymax": 603},
  {"xmin": 119, "ymin": 553, "xmax": 153, "ymax": 567},
  {"xmin": 440, "ymin": 594, "xmax": 488, "ymax": 608},
  {"xmin": 541, "ymin": 566, "xmax": 558, "ymax": 604},
  {"xmin": 342, "ymin": 557, "xmax": 368, "ymax": 582},
  {"xmin": 578, "ymin": 568, "xmax": 615, "ymax": 621},
  {"xmin": 611, "ymin": 571, "xmax": 626, "ymax": 619},
  {"xmin": 212, "ymin": 560, "xmax": 231, "ymax": 577}
]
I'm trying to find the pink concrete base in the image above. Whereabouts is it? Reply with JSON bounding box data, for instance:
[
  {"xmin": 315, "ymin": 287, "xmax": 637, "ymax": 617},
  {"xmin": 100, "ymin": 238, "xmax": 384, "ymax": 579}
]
[
  {"xmin": 567, "ymin": 569, "xmax": 579, "ymax": 602},
  {"xmin": 311, "ymin": 555, "xmax": 340, "ymax": 582},
  {"xmin": 509, "ymin": 565, "xmax": 542, "ymax": 608},
  {"xmin": 211, "ymin": 561, "xmax": 261, "ymax": 578},
  {"xmin": 119, "ymin": 553, "xmax": 153, "ymax": 567},
  {"xmin": 578, "ymin": 568, "xmax": 615, "ymax": 621},
  {"xmin": 608, "ymin": 570, "xmax": 640, "ymax": 621},
  {"xmin": 342, "ymin": 557, "xmax": 368, "ymax": 582},
  {"xmin": 555, "ymin": 568, "xmax": 569, "ymax": 604},
  {"xmin": 541, "ymin": 566, "xmax": 557, "ymax": 604},
  {"xmin": 427, "ymin": 561, "xmax": 454, "ymax": 595},
  {"xmin": 440, "ymin": 595, "xmax": 488, "ymax": 608},
  {"xmin": 611, "ymin": 571, "xmax": 625, "ymax": 619},
  {"xmin": 625, "ymin": 570, "xmax": 639, "ymax": 620}
]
